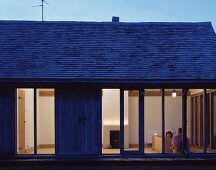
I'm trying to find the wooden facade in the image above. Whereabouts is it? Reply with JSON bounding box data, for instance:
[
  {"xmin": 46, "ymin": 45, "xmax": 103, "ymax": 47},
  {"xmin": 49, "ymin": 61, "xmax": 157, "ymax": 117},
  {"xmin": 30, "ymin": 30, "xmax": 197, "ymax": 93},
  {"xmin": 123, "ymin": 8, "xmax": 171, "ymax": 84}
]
[
  {"xmin": 0, "ymin": 85, "xmax": 216, "ymax": 159},
  {"xmin": 0, "ymin": 87, "xmax": 16, "ymax": 155},
  {"xmin": 56, "ymin": 87, "xmax": 101, "ymax": 155},
  {"xmin": 0, "ymin": 21, "xmax": 216, "ymax": 165}
]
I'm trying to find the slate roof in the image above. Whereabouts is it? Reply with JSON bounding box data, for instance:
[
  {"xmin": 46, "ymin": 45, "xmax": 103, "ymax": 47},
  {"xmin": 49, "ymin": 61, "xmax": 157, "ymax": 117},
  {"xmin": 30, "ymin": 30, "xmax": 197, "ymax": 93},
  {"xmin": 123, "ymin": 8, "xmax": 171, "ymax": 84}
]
[{"xmin": 0, "ymin": 20, "xmax": 216, "ymax": 83}]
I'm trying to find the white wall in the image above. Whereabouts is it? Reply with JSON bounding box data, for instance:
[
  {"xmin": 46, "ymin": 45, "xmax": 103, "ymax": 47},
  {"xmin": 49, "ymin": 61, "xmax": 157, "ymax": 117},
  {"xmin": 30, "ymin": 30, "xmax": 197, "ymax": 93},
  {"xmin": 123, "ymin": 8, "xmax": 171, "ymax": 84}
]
[
  {"xmin": 17, "ymin": 89, "xmax": 55, "ymax": 152},
  {"xmin": 144, "ymin": 96, "xmax": 162, "ymax": 143},
  {"xmin": 102, "ymin": 89, "xmax": 129, "ymax": 148},
  {"xmin": 17, "ymin": 89, "xmax": 34, "ymax": 151},
  {"xmin": 128, "ymin": 96, "xmax": 139, "ymax": 145},
  {"xmin": 118, "ymin": 95, "xmax": 191, "ymax": 144},
  {"xmin": 24, "ymin": 89, "xmax": 34, "ymax": 149},
  {"xmin": 132, "ymin": 96, "xmax": 190, "ymax": 144},
  {"xmin": 37, "ymin": 90, "xmax": 55, "ymax": 145}
]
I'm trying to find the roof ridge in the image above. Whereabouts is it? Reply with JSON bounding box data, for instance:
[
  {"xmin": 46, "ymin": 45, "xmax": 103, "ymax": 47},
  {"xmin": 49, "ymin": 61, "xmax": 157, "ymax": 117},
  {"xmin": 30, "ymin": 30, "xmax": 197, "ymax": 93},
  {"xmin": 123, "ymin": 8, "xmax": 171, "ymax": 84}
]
[{"xmin": 0, "ymin": 20, "xmax": 212, "ymax": 27}]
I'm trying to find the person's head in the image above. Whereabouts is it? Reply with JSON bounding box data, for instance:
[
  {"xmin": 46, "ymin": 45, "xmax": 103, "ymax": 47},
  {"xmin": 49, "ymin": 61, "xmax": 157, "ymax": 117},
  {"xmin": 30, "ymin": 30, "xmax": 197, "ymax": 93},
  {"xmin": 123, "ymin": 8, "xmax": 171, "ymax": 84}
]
[
  {"xmin": 178, "ymin": 128, "xmax": 182, "ymax": 135},
  {"xmin": 166, "ymin": 131, "xmax": 173, "ymax": 138}
]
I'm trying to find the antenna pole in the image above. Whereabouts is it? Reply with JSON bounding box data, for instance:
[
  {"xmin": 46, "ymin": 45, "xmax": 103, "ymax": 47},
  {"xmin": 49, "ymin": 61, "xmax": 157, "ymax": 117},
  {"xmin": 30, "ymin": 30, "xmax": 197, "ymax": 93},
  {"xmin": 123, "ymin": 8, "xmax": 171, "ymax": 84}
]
[
  {"xmin": 33, "ymin": 0, "xmax": 49, "ymax": 21},
  {"xmin": 42, "ymin": 0, "xmax": 44, "ymax": 21}
]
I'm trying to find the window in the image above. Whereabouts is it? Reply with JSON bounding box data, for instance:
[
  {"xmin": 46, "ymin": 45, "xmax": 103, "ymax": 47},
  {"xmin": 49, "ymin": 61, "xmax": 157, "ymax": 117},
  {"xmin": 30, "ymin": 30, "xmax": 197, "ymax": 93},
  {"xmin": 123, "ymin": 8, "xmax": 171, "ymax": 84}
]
[
  {"xmin": 36, "ymin": 89, "xmax": 55, "ymax": 154},
  {"xmin": 144, "ymin": 89, "xmax": 162, "ymax": 153},
  {"xmin": 125, "ymin": 90, "xmax": 139, "ymax": 152},
  {"xmin": 102, "ymin": 89, "xmax": 120, "ymax": 154},
  {"xmin": 16, "ymin": 88, "xmax": 55, "ymax": 155},
  {"xmin": 165, "ymin": 89, "xmax": 182, "ymax": 154},
  {"xmin": 212, "ymin": 92, "xmax": 216, "ymax": 149},
  {"xmin": 17, "ymin": 89, "xmax": 34, "ymax": 154},
  {"xmin": 189, "ymin": 89, "xmax": 216, "ymax": 153}
]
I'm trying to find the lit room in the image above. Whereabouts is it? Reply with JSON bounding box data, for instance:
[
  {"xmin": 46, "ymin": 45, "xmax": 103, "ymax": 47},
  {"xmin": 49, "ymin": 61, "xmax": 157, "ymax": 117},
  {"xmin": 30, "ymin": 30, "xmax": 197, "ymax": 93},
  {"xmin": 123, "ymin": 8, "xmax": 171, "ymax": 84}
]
[
  {"xmin": 102, "ymin": 89, "xmax": 216, "ymax": 154},
  {"xmin": 16, "ymin": 88, "xmax": 55, "ymax": 155}
]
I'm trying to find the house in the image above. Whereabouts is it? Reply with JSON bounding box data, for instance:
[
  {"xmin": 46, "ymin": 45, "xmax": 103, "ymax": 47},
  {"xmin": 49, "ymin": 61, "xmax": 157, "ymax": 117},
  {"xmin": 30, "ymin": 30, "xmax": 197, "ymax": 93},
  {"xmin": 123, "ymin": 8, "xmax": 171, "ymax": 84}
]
[{"xmin": 0, "ymin": 18, "xmax": 216, "ymax": 168}]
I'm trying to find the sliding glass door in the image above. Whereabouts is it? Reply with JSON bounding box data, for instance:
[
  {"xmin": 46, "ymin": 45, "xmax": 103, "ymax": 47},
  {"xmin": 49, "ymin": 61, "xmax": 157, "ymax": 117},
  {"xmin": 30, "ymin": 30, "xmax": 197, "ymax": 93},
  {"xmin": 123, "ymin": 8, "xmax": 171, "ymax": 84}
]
[{"xmin": 120, "ymin": 89, "xmax": 144, "ymax": 154}]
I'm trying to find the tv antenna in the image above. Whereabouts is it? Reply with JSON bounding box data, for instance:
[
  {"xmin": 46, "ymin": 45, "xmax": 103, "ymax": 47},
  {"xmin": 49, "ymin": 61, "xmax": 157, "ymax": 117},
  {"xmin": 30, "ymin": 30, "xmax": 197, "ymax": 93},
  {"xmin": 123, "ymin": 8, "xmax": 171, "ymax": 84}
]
[{"xmin": 33, "ymin": 0, "xmax": 49, "ymax": 21}]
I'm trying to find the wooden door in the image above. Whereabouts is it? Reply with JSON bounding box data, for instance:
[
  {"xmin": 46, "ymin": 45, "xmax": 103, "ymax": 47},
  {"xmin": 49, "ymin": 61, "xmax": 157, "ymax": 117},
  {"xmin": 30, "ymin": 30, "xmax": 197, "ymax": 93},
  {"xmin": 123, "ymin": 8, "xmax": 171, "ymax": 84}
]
[
  {"xmin": 18, "ymin": 90, "xmax": 25, "ymax": 154},
  {"xmin": 83, "ymin": 89, "xmax": 101, "ymax": 154},
  {"xmin": 56, "ymin": 87, "xmax": 101, "ymax": 155}
]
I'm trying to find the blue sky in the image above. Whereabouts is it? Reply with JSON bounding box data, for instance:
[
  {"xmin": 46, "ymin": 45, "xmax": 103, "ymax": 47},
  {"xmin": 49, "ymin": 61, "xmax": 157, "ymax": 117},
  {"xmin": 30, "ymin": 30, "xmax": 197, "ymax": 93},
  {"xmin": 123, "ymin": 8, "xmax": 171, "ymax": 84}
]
[{"xmin": 0, "ymin": 0, "xmax": 216, "ymax": 30}]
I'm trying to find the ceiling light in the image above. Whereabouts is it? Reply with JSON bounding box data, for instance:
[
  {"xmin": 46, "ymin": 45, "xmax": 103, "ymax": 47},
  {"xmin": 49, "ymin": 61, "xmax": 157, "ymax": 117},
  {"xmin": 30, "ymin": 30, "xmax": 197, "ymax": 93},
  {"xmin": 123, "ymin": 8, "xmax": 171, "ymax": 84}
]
[{"xmin": 172, "ymin": 90, "xmax": 177, "ymax": 98}]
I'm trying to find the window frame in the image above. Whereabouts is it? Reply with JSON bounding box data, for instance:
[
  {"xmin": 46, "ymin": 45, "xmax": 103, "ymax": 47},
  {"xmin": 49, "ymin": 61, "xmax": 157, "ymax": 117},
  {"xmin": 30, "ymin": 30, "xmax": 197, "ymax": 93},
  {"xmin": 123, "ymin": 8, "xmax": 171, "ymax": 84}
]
[{"xmin": 16, "ymin": 87, "xmax": 56, "ymax": 156}]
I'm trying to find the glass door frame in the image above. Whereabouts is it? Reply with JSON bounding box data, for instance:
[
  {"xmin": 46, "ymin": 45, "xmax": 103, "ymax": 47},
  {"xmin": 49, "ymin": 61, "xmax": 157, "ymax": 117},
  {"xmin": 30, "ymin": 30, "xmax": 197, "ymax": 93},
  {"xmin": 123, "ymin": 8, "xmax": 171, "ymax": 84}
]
[{"xmin": 120, "ymin": 89, "xmax": 144, "ymax": 155}]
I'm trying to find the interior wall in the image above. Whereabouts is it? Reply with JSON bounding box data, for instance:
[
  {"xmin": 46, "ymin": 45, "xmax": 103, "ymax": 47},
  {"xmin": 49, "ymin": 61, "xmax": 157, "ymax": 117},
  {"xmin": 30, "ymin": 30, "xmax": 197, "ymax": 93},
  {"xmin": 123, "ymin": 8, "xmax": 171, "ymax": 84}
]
[
  {"xmin": 102, "ymin": 90, "xmax": 192, "ymax": 145},
  {"xmin": 102, "ymin": 89, "xmax": 129, "ymax": 147},
  {"xmin": 24, "ymin": 89, "xmax": 34, "ymax": 149},
  {"xmin": 128, "ymin": 96, "xmax": 139, "ymax": 145},
  {"xmin": 37, "ymin": 90, "xmax": 55, "ymax": 145},
  {"xmin": 17, "ymin": 89, "xmax": 55, "ymax": 152},
  {"xmin": 144, "ymin": 96, "xmax": 162, "ymax": 144},
  {"xmin": 17, "ymin": 89, "xmax": 34, "ymax": 151},
  {"xmin": 130, "ymin": 95, "xmax": 191, "ymax": 144},
  {"xmin": 129, "ymin": 95, "xmax": 189, "ymax": 144}
]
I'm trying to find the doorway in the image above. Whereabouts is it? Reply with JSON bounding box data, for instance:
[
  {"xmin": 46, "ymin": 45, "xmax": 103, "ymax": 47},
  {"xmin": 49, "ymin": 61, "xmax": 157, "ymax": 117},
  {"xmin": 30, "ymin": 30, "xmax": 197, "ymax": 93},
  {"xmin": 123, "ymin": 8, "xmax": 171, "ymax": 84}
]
[
  {"xmin": 16, "ymin": 88, "xmax": 55, "ymax": 155},
  {"xmin": 18, "ymin": 90, "xmax": 25, "ymax": 154}
]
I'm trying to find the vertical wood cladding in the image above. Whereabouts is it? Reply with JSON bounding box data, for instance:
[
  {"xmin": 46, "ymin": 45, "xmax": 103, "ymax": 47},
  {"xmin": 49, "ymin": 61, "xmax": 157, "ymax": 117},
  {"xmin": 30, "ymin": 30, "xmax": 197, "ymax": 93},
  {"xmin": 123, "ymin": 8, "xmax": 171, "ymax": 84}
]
[
  {"xmin": 56, "ymin": 87, "xmax": 101, "ymax": 155},
  {"xmin": 0, "ymin": 87, "xmax": 15, "ymax": 155}
]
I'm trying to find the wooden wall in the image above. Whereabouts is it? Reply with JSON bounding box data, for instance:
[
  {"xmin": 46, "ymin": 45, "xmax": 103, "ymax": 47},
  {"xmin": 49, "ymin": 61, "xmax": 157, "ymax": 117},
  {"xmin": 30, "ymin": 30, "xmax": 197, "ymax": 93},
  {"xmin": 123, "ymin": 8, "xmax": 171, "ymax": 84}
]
[
  {"xmin": 0, "ymin": 87, "xmax": 15, "ymax": 155},
  {"xmin": 56, "ymin": 87, "xmax": 101, "ymax": 155}
]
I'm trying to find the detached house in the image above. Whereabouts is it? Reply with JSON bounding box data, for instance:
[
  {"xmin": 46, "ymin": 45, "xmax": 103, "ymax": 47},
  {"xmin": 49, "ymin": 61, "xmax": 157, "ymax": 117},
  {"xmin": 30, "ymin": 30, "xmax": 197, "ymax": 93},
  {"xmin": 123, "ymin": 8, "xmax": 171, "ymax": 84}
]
[{"xmin": 0, "ymin": 18, "xmax": 216, "ymax": 166}]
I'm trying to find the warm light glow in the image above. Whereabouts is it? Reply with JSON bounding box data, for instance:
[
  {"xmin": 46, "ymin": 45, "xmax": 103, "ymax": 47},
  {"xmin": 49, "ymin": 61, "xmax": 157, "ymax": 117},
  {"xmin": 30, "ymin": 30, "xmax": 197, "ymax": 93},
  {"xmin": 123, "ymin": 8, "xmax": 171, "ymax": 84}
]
[
  {"xmin": 124, "ymin": 121, "xmax": 128, "ymax": 125},
  {"xmin": 154, "ymin": 133, "xmax": 158, "ymax": 136},
  {"xmin": 172, "ymin": 90, "xmax": 177, "ymax": 98},
  {"xmin": 104, "ymin": 120, "xmax": 129, "ymax": 126}
]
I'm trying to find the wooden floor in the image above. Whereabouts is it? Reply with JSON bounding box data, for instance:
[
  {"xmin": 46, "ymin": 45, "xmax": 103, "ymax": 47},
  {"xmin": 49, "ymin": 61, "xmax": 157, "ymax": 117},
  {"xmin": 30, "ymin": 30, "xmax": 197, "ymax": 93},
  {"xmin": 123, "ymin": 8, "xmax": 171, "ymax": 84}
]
[
  {"xmin": 29, "ymin": 148, "xmax": 55, "ymax": 154},
  {"xmin": 27, "ymin": 147, "xmax": 159, "ymax": 154},
  {"xmin": 102, "ymin": 148, "xmax": 159, "ymax": 154},
  {"xmin": 25, "ymin": 146, "xmax": 216, "ymax": 154}
]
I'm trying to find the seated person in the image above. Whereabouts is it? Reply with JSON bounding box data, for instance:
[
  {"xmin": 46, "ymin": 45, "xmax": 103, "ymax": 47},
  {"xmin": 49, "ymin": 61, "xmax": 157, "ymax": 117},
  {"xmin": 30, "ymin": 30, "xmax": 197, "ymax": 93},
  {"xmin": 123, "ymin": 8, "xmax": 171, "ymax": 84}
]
[
  {"xmin": 171, "ymin": 128, "xmax": 190, "ymax": 153},
  {"xmin": 165, "ymin": 131, "xmax": 173, "ymax": 153},
  {"xmin": 171, "ymin": 128, "xmax": 183, "ymax": 153}
]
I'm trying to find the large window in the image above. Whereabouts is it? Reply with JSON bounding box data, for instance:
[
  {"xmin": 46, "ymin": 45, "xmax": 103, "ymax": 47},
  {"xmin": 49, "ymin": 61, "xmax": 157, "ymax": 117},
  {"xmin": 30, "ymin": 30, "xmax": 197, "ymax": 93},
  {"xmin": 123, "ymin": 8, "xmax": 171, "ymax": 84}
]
[
  {"xmin": 144, "ymin": 89, "xmax": 162, "ymax": 153},
  {"xmin": 165, "ymin": 89, "xmax": 182, "ymax": 154},
  {"xmin": 16, "ymin": 88, "xmax": 55, "ymax": 155},
  {"xmin": 189, "ymin": 89, "xmax": 216, "ymax": 153},
  {"xmin": 102, "ymin": 89, "xmax": 120, "ymax": 154},
  {"xmin": 126, "ymin": 90, "xmax": 139, "ymax": 152},
  {"xmin": 17, "ymin": 89, "xmax": 34, "ymax": 154}
]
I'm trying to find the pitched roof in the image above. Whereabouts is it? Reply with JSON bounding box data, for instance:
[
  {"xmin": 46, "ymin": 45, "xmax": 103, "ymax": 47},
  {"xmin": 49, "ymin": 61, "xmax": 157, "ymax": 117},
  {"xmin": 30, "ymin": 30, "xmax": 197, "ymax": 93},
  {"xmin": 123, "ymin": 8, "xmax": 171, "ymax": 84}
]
[{"xmin": 0, "ymin": 20, "xmax": 216, "ymax": 83}]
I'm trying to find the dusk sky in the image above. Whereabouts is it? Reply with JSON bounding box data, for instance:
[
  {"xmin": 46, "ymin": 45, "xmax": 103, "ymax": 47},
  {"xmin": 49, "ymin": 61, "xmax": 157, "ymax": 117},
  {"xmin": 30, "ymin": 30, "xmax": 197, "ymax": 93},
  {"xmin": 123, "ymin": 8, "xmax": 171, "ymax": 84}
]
[{"xmin": 0, "ymin": 0, "xmax": 216, "ymax": 30}]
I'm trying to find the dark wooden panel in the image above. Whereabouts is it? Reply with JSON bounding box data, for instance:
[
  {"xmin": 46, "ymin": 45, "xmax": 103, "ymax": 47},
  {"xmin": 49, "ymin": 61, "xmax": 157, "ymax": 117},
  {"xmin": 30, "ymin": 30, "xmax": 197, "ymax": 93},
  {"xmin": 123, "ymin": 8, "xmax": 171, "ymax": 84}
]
[
  {"xmin": 56, "ymin": 87, "xmax": 101, "ymax": 155},
  {"xmin": 0, "ymin": 87, "xmax": 15, "ymax": 155},
  {"xmin": 84, "ymin": 89, "xmax": 101, "ymax": 154}
]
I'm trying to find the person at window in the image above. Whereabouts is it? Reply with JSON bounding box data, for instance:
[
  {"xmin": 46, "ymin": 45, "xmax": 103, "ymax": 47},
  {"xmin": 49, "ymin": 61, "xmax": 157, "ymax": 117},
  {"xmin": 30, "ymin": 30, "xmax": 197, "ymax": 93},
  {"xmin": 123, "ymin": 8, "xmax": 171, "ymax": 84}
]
[
  {"xmin": 171, "ymin": 128, "xmax": 183, "ymax": 153},
  {"xmin": 171, "ymin": 128, "xmax": 190, "ymax": 153},
  {"xmin": 165, "ymin": 131, "xmax": 173, "ymax": 153}
]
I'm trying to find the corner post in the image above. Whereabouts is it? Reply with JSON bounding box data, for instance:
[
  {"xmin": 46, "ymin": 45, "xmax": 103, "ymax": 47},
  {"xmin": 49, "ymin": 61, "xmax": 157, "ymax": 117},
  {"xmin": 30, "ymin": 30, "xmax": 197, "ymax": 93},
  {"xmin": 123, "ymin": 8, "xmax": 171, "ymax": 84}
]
[
  {"xmin": 120, "ymin": 89, "xmax": 124, "ymax": 154},
  {"xmin": 203, "ymin": 89, "xmax": 208, "ymax": 153},
  {"xmin": 139, "ymin": 89, "xmax": 145, "ymax": 153},
  {"xmin": 182, "ymin": 88, "xmax": 188, "ymax": 154},
  {"xmin": 161, "ymin": 89, "xmax": 165, "ymax": 154},
  {"xmin": 34, "ymin": 88, "xmax": 37, "ymax": 155}
]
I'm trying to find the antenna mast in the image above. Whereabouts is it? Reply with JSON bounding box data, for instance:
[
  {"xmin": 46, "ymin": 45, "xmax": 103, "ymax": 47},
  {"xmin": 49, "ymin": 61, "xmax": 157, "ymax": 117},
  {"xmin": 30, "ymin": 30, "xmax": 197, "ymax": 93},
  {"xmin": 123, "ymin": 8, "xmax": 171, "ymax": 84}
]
[{"xmin": 33, "ymin": 0, "xmax": 49, "ymax": 21}]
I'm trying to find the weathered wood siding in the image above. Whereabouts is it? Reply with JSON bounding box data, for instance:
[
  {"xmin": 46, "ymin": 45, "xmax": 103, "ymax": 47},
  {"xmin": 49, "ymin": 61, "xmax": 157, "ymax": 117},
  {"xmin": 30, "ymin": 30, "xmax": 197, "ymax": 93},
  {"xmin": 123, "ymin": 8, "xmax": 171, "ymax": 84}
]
[
  {"xmin": 56, "ymin": 87, "xmax": 101, "ymax": 155},
  {"xmin": 0, "ymin": 87, "xmax": 15, "ymax": 155}
]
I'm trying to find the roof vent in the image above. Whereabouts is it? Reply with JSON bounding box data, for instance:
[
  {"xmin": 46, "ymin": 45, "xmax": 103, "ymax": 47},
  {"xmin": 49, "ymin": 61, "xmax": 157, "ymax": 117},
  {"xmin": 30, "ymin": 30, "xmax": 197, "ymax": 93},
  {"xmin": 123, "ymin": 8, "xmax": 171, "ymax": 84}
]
[{"xmin": 112, "ymin": 16, "xmax": 119, "ymax": 22}]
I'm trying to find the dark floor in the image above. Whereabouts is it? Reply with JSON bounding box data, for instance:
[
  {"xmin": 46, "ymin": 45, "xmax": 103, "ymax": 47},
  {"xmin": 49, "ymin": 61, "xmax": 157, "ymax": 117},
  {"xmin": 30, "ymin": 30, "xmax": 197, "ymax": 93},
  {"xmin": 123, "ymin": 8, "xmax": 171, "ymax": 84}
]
[{"xmin": 1, "ymin": 159, "xmax": 216, "ymax": 170}]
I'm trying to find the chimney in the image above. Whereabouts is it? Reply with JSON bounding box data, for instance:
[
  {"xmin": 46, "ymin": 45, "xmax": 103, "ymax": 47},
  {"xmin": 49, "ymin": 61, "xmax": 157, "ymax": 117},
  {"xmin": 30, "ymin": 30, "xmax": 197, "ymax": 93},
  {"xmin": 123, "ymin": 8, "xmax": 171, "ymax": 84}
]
[{"xmin": 112, "ymin": 16, "xmax": 119, "ymax": 22}]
